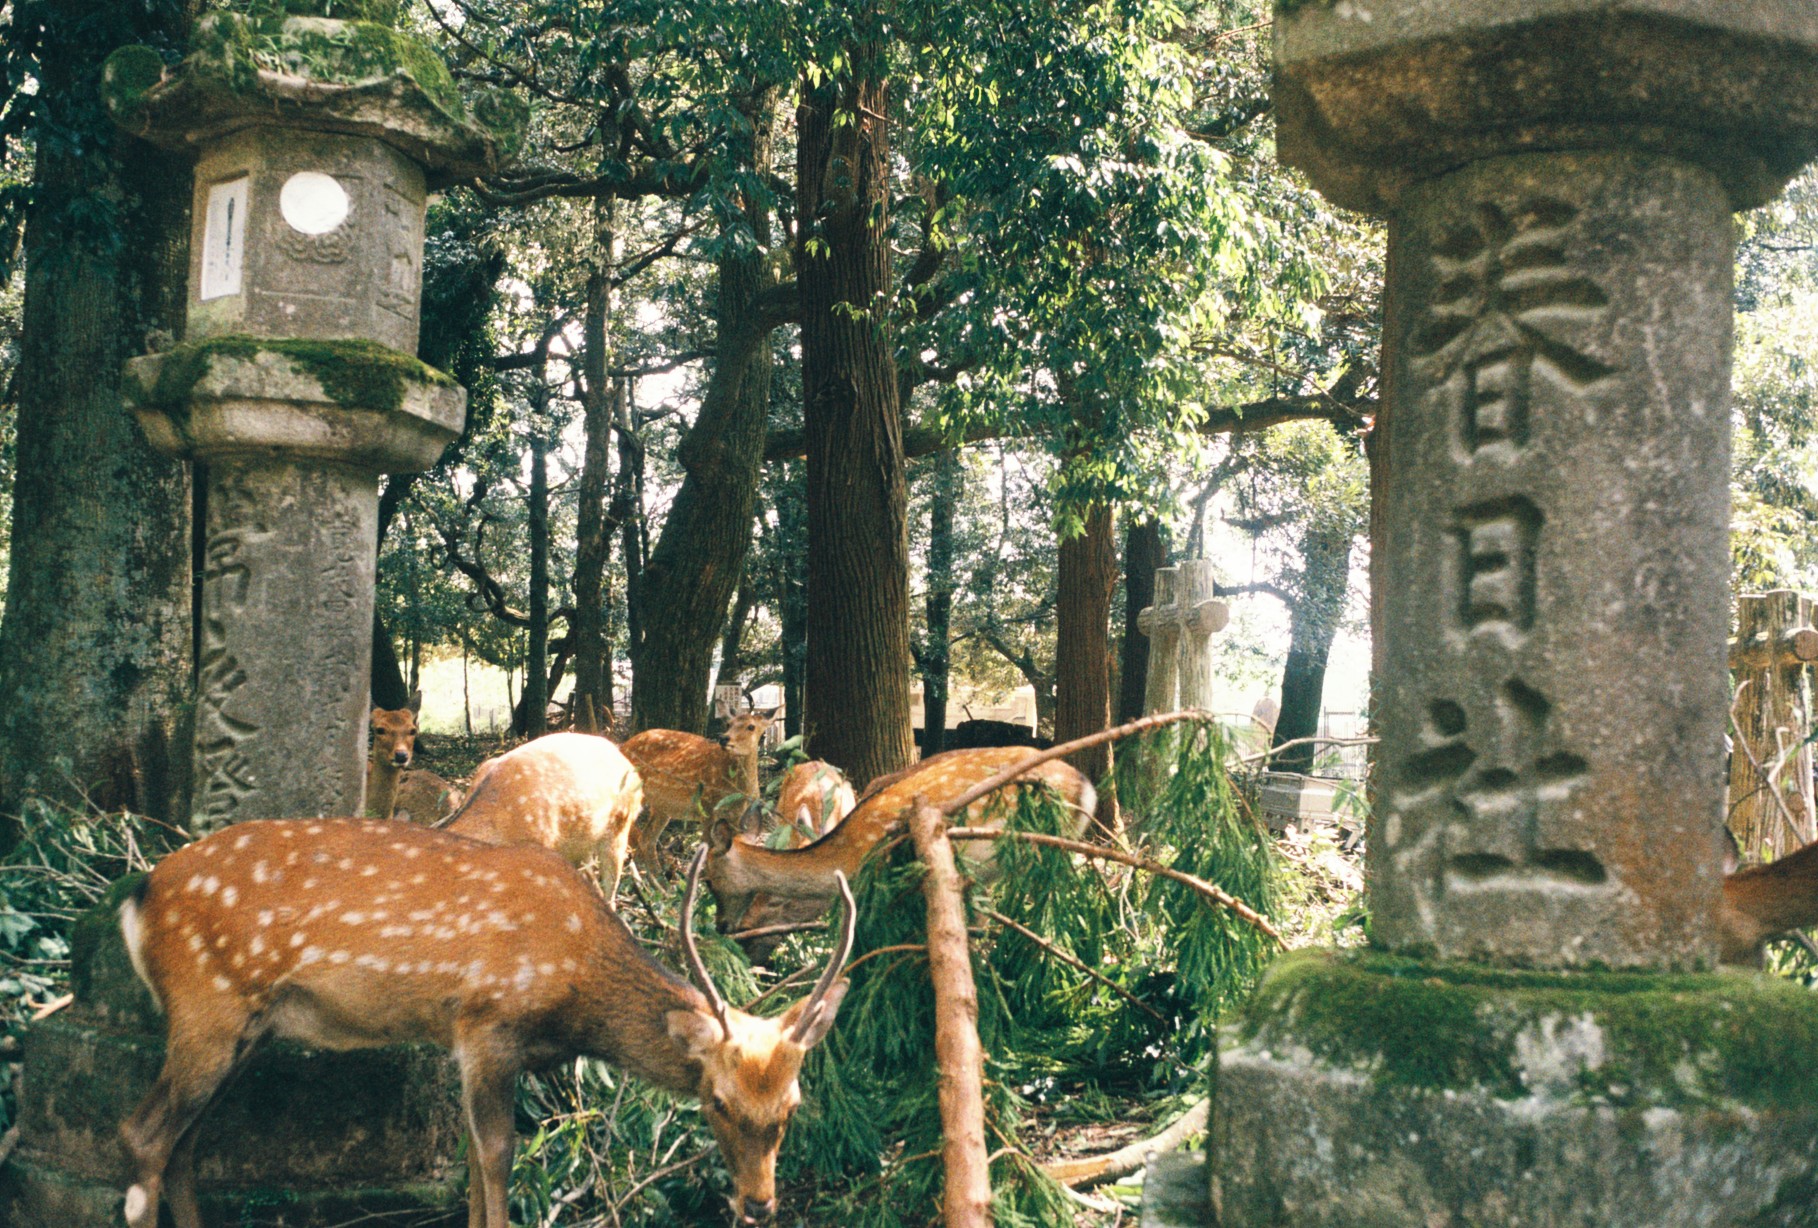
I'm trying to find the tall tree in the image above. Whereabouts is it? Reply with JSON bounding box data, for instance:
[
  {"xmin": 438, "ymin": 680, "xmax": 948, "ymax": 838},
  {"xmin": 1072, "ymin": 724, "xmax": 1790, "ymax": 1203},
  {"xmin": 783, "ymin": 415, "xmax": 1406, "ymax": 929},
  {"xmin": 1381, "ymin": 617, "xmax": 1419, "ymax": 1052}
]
[
  {"xmin": 796, "ymin": 34, "xmax": 915, "ymax": 787},
  {"xmin": 633, "ymin": 90, "xmax": 788, "ymax": 734},
  {"xmin": 0, "ymin": 0, "xmax": 198, "ymax": 838}
]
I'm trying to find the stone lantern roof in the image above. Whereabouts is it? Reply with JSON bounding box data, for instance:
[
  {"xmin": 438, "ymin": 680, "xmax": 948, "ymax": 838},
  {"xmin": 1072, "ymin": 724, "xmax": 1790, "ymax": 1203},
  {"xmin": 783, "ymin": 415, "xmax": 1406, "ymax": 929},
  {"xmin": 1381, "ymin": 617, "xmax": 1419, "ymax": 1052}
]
[{"xmin": 101, "ymin": 6, "xmax": 525, "ymax": 185}]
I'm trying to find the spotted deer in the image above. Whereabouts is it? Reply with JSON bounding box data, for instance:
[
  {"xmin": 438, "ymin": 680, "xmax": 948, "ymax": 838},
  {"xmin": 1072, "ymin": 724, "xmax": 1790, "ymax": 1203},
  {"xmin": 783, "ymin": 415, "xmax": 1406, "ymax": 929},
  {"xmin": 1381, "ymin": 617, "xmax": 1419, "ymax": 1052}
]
[
  {"xmin": 364, "ymin": 695, "xmax": 463, "ymax": 824},
  {"xmin": 117, "ymin": 826, "xmax": 854, "ymax": 1228},
  {"xmin": 435, "ymin": 732, "xmax": 643, "ymax": 900},
  {"xmin": 623, "ymin": 709, "xmax": 776, "ymax": 871},
  {"xmin": 708, "ymin": 746, "xmax": 1095, "ymax": 960},
  {"xmin": 776, "ymin": 760, "xmax": 856, "ymax": 847},
  {"xmin": 1719, "ymin": 830, "xmax": 1818, "ymax": 964}
]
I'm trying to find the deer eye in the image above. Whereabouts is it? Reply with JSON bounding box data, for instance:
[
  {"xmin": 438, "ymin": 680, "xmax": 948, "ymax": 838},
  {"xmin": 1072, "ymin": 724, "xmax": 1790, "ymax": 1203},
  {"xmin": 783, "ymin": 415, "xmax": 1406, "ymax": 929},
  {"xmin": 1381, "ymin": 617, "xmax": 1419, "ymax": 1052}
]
[{"xmin": 709, "ymin": 1094, "xmax": 728, "ymax": 1116}]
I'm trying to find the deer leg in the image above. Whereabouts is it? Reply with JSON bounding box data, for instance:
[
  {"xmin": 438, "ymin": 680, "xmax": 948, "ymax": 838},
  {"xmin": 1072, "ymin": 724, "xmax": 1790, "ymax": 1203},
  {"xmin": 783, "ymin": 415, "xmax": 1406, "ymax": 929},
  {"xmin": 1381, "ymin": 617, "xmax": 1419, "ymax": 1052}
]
[
  {"xmin": 119, "ymin": 1021, "xmax": 246, "ymax": 1228},
  {"xmin": 457, "ymin": 1039, "xmax": 519, "ymax": 1228},
  {"xmin": 464, "ymin": 1126, "xmax": 488, "ymax": 1228},
  {"xmin": 160, "ymin": 1117, "xmax": 207, "ymax": 1228}
]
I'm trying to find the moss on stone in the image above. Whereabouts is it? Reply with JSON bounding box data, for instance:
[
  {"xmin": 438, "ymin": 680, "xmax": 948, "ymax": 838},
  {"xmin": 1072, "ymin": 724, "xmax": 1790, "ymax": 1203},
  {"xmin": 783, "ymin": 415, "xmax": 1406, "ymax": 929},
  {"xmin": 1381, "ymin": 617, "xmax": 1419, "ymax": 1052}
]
[
  {"xmin": 100, "ymin": 45, "xmax": 169, "ymax": 122},
  {"xmin": 184, "ymin": 13, "xmax": 465, "ymax": 124},
  {"xmin": 139, "ymin": 335, "xmax": 454, "ymax": 415},
  {"xmin": 1238, "ymin": 948, "xmax": 1818, "ymax": 1111},
  {"xmin": 69, "ymin": 873, "xmax": 147, "ymax": 1003}
]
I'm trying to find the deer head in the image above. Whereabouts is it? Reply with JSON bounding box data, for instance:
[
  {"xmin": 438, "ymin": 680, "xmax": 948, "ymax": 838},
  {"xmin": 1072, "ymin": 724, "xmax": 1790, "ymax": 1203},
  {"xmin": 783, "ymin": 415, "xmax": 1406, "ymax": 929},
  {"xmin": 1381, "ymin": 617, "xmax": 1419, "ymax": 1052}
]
[{"xmin": 368, "ymin": 691, "xmax": 421, "ymax": 769}]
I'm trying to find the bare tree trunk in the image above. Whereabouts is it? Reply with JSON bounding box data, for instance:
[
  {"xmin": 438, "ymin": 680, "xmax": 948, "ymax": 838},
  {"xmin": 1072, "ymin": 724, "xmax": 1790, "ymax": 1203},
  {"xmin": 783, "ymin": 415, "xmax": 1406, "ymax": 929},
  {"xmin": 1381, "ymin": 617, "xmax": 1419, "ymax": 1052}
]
[
  {"xmin": 1054, "ymin": 503, "xmax": 1118, "ymax": 832},
  {"xmin": 1272, "ymin": 522, "xmax": 1353, "ymax": 775},
  {"xmin": 797, "ymin": 46, "xmax": 914, "ymax": 788},
  {"xmin": 1118, "ymin": 518, "xmax": 1165, "ymax": 724},
  {"xmin": 521, "ymin": 348, "xmax": 552, "ymax": 737},
  {"xmin": 920, "ymin": 449, "xmax": 960, "ymax": 756},
  {"xmin": 571, "ymin": 210, "xmax": 621, "ymax": 730},
  {"xmin": 910, "ymin": 804, "xmax": 992, "ymax": 1228},
  {"xmin": 0, "ymin": 0, "xmax": 198, "ymax": 838},
  {"xmin": 615, "ymin": 387, "xmax": 647, "ymax": 715},
  {"xmin": 631, "ymin": 92, "xmax": 779, "ymax": 735}
]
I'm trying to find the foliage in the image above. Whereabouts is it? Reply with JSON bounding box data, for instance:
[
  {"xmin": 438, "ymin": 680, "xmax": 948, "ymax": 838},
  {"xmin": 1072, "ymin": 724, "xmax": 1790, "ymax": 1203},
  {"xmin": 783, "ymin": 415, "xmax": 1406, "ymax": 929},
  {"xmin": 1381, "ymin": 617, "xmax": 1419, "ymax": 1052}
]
[
  {"xmin": 783, "ymin": 723, "xmax": 1278, "ymax": 1224},
  {"xmin": 0, "ymin": 796, "xmax": 182, "ymax": 1135}
]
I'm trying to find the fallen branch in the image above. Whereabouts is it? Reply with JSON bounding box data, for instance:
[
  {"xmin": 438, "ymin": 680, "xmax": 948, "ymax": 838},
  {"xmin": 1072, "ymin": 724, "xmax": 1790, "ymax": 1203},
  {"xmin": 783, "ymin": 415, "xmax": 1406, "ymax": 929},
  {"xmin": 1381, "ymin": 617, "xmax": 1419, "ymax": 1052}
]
[
  {"xmin": 946, "ymin": 828, "xmax": 1282, "ymax": 944},
  {"xmin": 724, "ymin": 919, "xmax": 829, "ymax": 943},
  {"xmin": 912, "ymin": 802, "xmax": 992, "ymax": 1228},
  {"xmin": 1042, "ymin": 1098, "xmax": 1210, "ymax": 1189},
  {"xmin": 980, "ymin": 908, "xmax": 1166, "ymax": 1024}
]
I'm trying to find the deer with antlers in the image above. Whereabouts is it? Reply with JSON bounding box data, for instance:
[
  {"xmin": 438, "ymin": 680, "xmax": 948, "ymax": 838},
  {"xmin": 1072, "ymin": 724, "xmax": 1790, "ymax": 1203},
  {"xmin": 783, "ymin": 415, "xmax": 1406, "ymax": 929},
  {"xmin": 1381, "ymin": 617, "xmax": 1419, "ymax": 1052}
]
[
  {"xmin": 707, "ymin": 746, "xmax": 1094, "ymax": 960},
  {"xmin": 623, "ymin": 709, "xmax": 776, "ymax": 871},
  {"xmin": 117, "ymin": 826, "xmax": 855, "ymax": 1228}
]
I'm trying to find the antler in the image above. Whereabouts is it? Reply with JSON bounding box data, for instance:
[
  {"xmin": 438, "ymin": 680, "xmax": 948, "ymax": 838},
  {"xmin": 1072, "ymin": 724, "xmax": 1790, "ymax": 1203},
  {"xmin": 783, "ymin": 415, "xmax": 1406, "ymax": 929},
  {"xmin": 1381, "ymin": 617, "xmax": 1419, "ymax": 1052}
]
[
  {"xmin": 682, "ymin": 846, "xmax": 733, "ymax": 1035},
  {"xmin": 790, "ymin": 868, "xmax": 858, "ymax": 1044}
]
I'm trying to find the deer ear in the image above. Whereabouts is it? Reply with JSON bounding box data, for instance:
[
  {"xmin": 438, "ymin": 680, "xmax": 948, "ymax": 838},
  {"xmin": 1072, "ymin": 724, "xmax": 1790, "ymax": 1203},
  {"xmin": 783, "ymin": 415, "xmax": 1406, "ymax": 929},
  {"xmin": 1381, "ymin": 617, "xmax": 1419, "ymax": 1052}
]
[
  {"xmin": 407, "ymin": 690, "xmax": 423, "ymax": 715},
  {"xmin": 371, "ymin": 707, "xmax": 385, "ymax": 721},
  {"xmin": 666, "ymin": 1009, "xmax": 723, "ymax": 1060},
  {"xmin": 708, "ymin": 817, "xmax": 737, "ymax": 855},
  {"xmin": 1722, "ymin": 825, "xmax": 1741, "ymax": 876},
  {"xmin": 781, "ymin": 979, "xmax": 849, "ymax": 1050}
]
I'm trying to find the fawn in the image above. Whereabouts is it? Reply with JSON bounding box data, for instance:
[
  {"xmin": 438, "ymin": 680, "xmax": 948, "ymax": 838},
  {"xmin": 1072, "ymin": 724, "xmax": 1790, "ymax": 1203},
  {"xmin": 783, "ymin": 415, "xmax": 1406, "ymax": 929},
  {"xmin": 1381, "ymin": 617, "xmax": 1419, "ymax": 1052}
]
[
  {"xmin": 623, "ymin": 709, "xmax": 776, "ymax": 871},
  {"xmin": 776, "ymin": 760, "xmax": 857, "ymax": 847},
  {"xmin": 364, "ymin": 695, "xmax": 463, "ymax": 823},
  {"xmin": 118, "ymin": 828, "xmax": 854, "ymax": 1228}
]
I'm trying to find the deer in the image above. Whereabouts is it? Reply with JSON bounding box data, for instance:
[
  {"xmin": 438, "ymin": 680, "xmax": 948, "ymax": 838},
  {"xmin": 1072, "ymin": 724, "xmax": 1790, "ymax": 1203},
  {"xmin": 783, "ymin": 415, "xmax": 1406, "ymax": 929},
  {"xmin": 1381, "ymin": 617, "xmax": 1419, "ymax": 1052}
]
[
  {"xmin": 707, "ymin": 746, "xmax": 1095, "ymax": 960},
  {"xmin": 1718, "ymin": 829, "xmax": 1818, "ymax": 965},
  {"xmin": 117, "ymin": 825, "xmax": 854, "ymax": 1228},
  {"xmin": 435, "ymin": 731, "xmax": 643, "ymax": 900},
  {"xmin": 776, "ymin": 760, "xmax": 857, "ymax": 847},
  {"xmin": 364, "ymin": 695, "xmax": 464, "ymax": 824},
  {"xmin": 623, "ymin": 709, "xmax": 777, "ymax": 872}
]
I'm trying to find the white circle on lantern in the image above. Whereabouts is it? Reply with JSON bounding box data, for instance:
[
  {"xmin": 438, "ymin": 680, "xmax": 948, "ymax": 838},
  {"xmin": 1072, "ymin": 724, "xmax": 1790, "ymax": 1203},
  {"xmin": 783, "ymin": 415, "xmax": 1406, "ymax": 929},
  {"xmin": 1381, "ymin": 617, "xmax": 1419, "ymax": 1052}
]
[{"xmin": 279, "ymin": 172, "xmax": 350, "ymax": 235}]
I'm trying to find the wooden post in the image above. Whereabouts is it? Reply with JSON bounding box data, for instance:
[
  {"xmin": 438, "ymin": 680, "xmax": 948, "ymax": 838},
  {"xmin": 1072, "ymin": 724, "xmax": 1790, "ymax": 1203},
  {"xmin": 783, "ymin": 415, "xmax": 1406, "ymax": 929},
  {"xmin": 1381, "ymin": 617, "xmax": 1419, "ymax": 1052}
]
[
  {"xmin": 1136, "ymin": 561, "xmax": 1229, "ymax": 716},
  {"xmin": 1727, "ymin": 589, "xmax": 1818, "ymax": 860},
  {"xmin": 910, "ymin": 801, "xmax": 992, "ymax": 1228}
]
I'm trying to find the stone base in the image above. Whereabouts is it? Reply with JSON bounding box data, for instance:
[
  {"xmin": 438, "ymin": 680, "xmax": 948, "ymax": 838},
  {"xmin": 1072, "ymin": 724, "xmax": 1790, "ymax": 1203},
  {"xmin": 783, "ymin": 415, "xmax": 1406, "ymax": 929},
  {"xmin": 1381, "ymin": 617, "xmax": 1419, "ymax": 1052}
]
[
  {"xmin": 0, "ymin": 885, "xmax": 466, "ymax": 1228},
  {"xmin": 1255, "ymin": 774, "xmax": 1338, "ymax": 835},
  {"xmin": 1212, "ymin": 950, "xmax": 1818, "ymax": 1227},
  {"xmin": 1140, "ymin": 1150, "xmax": 1212, "ymax": 1227}
]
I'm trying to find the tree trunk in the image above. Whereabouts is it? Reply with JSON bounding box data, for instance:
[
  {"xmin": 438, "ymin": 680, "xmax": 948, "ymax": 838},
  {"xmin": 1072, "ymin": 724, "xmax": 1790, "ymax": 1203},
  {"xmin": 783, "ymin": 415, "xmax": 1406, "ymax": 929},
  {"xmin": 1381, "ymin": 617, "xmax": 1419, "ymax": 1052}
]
[
  {"xmin": 1118, "ymin": 518, "xmax": 1165, "ymax": 724},
  {"xmin": 1054, "ymin": 503, "xmax": 1118, "ymax": 832},
  {"xmin": 778, "ymin": 467, "xmax": 809, "ymax": 741},
  {"xmin": 631, "ymin": 94, "xmax": 779, "ymax": 735},
  {"xmin": 797, "ymin": 48, "xmax": 914, "ymax": 789},
  {"xmin": 615, "ymin": 388, "xmax": 647, "ymax": 722},
  {"xmin": 715, "ymin": 568, "xmax": 757, "ymax": 696},
  {"xmin": 920, "ymin": 449, "xmax": 960, "ymax": 757},
  {"xmin": 570, "ymin": 236, "xmax": 618, "ymax": 732},
  {"xmin": 521, "ymin": 421, "xmax": 551, "ymax": 738},
  {"xmin": 1272, "ymin": 523, "xmax": 1353, "ymax": 776},
  {"xmin": 0, "ymin": 0, "xmax": 197, "ymax": 839}
]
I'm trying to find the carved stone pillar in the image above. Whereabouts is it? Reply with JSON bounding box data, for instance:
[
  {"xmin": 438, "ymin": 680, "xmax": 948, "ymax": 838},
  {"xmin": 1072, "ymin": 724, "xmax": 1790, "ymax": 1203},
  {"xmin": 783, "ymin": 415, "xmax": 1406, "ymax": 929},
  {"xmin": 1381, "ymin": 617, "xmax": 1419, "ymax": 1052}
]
[
  {"xmin": 1203, "ymin": 5, "xmax": 1818, "ymax": 1225},
  {"xmin": 0, "ymin": 8, "xmax": 522, "ymax": 1225},
  {"xmin": 1136, "ymin": 560, "xmax": 1229, "ymax": 715}
]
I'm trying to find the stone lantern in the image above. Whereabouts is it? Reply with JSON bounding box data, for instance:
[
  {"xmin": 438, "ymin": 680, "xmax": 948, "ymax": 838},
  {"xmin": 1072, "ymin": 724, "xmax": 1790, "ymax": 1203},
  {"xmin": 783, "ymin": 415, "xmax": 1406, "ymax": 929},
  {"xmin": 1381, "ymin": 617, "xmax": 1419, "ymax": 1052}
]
[
  {"xmin": 100, "ymin": 6, "xmax": 521, "ymax": 826},
  {"xmin": 1193, "ymin": 5, "xmax": 1818, "ymax": 1227},
  {"xmin": 0, "ymin": 10, "xmax": 522, "ymax": 1226}
]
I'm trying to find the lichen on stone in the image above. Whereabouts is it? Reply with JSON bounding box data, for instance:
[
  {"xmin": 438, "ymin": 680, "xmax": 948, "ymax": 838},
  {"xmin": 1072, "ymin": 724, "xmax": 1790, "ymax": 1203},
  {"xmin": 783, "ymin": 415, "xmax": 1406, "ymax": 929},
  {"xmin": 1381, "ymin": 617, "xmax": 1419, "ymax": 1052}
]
[
  {"xmin": 100, "ymin": 45, "xmax": 170, "ymax": 122},
  {"xmin": 137, "ymin": 335, "xmax": 455, "ymax": 415},
  {"xmin": 1237, "ymin": 948, "xmax": 1818, "ymax": 1111}
]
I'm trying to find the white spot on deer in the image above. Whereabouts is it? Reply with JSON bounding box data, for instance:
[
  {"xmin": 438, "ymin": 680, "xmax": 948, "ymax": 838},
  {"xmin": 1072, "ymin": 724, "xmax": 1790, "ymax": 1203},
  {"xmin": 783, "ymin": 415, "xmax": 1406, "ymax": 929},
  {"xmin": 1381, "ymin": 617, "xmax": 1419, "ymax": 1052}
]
[
  {"xmin": 258, "ymin": 910, "xmax": 274, "ymax": 927},
  {"xmin": 489, "ymin": 881, "xmax": 506, "ymax": 895},
  {"xmin": 221, "ymin": 886, "xmax": 238, "ymax": 907},
  {"xmin": 187, "ymin": 934, "xmax": 204, "ymax": 952},
  {"xmin": 361, "ymin": 865, "xmax": 378, "ymax": 877},
  {"xmin": 337, "ymin": 858, "xmax": 353, "ymax": 871},
  {"xmin": 231, "ymin": 952, "xmax": 245, "ymax": 968},
  {"xmin": 329, "ymin": 950, "xmax": 350, "ymax": 965},
  {"xmin": 538, "ymin": 962, "xmax": 554, "ymax": 976},
  {"xmin": 250, "ymin": 935, "xmax": 266, "ymax": 956},
  {"xmin": 200, "ymin": 844, "xmax": 217, "ymax": 858},
  {"xmin": 302, "ymin": 878, "xmax": 318, "ymax": 891},
  {"xmin": 561, "ymin": 957, "xmax": 577, "ymax": 972},
  {"xmin": 404, "ymin": 848, "xmax": 421, "ymax": 859},
  {"xmin": 252, "ymin": 862, "xmax": 269, "ymax": 884},
  {"xmin": 306, "ymin": 824, "xmax": 323, "ymax": 835},
  {"xmin": 408, "ymin": 909, "xmax": 436, "ymax": 922},
  {"xmin": 290, "ymin": 932, "xmax": 307, "ymax": 947},
  {"xmin": 410, "ymin": 873, "xmax": 427, "ymax": 886},
  {"xmin": 390, "ymin": 842, "xmax": 406, "ymax": 851},
  {"xmin": 355, "ymin": 954, "xmax": 388, "ymax": 971},
  {"xmin": 280, "ymin": 828, "xmax": 296, "ymax": 839},
  {"xmin": 233, "ymin": 833, "xmax": 252, "ymax": 850},
  {"xmin": 566, "ymin": 913, "xmax": 582, "ymax": 933},
  {"xmin": 380, "ymin": 924, "xmax": 413, "ymax": 939},
  {"xmin": 299, "ymin": 947, "xmax": 323, "ymax": 965},
  {"xmin": 214, "ymin": 935, "xmax": 228, "ymax": 949},
  {"xmin": 342, "ymin": 911, "xmax": 366, "ymax": 925},
  {"xmin": 213, "ymin": 975, "xmax": 231, "ymax": 990},
  {"xmin": 185, "ymin": 875, "xmax": 202, "ymax": 894}
]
